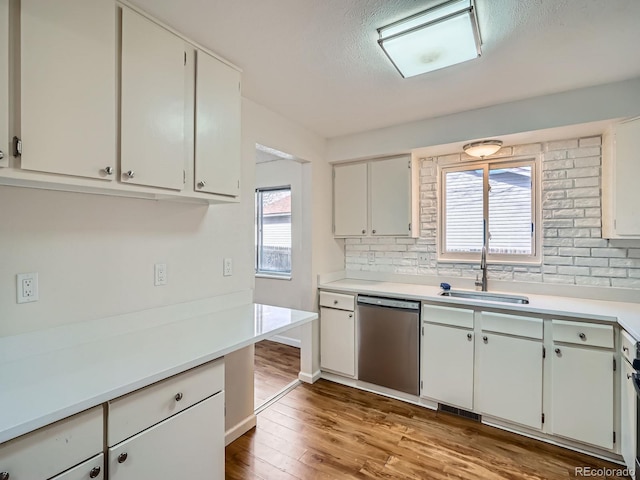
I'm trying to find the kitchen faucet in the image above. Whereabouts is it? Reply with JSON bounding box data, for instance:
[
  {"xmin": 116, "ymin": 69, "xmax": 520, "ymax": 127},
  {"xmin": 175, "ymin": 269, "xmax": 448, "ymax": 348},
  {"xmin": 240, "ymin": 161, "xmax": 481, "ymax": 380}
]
[{"xmin": 475, "ymin": 244, "xmax": 488, "ymax": 291}]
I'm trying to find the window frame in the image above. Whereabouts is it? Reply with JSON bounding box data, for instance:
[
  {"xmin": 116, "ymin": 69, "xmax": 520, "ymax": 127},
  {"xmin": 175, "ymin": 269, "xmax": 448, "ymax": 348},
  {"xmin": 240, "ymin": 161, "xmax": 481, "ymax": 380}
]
[
  {"xmin": 438, "ymin": 155, "xmax": 541, "ymax": 265},
  {"xmin": 255, "ymin": 185, "xmax": 293, "ymax": 278}
]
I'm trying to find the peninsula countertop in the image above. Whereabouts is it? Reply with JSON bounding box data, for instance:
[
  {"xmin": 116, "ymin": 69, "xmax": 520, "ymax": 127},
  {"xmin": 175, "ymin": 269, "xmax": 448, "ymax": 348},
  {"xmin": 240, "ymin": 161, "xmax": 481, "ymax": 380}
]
[{"xmin": 0, "ymin": 294, "xmax": 317, "ymax": 444}]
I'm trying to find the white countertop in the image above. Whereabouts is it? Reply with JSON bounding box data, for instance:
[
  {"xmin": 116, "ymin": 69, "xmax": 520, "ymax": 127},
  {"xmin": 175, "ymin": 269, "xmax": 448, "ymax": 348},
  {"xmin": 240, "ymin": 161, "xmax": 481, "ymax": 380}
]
[
  {"xmin": 319, "ymin": 278, "xmax": 640, "ymax": 341},
  {"xmin": 0, "ymin": 294, "xmax": 317, "ymax": 444}
]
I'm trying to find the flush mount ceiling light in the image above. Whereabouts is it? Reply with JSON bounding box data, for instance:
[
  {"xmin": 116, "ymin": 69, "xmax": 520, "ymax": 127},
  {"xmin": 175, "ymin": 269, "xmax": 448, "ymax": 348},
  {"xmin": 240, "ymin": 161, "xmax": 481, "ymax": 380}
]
[
  {"xmin": 377, "ymin": 0, "xmax": 481, "ymax": 78},
  {"xmin": 463, "ymin": 140, "xmax": 503, "ymax": 158}
]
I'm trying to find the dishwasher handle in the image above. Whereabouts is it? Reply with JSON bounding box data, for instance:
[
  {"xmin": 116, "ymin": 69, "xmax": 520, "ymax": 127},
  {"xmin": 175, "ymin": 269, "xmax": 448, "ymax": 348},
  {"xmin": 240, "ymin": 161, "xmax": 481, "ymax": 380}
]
[{"xmin": 357, "ymin": 295, "xmax": 420, "ymax": 310}]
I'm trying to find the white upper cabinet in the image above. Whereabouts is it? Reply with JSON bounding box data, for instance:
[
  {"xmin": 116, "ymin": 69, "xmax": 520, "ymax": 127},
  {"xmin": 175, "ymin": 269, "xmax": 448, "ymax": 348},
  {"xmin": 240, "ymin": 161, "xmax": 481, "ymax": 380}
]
[
  {"xmin": 195, "ymin": 50, "xmax": 241, "ymax": 197},
  {"xmin": 603, "ymin": 117, "xmax": 640, "ymax": 238},
  {"xmin": 333, "ymin": 155, "xmax": 418, "ymax": 237},
  {"xmin": 20, "ymin": 0, "xmax": 116, "ymax": 180},
  {"xmin": 334, "ymin": 162, "xmax": 368, "ymax": 236},
  {"xmin": 0, "ymin": 0, "xmax": 8, "ymax": 168},
  {"xmin": 370, "ymin": 157, "xmax": 413, "ymax": 236},
  {"xmin": 120, "ymin": 8, "xmax": 186, "ymax": 190}
]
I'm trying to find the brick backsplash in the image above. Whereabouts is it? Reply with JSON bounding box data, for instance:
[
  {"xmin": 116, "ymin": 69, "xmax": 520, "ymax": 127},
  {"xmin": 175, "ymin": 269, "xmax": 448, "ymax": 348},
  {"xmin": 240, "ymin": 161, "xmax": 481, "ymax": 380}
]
[{"xmin": 345, "ymin": 136, "xmax": 640, "ymax": 289}]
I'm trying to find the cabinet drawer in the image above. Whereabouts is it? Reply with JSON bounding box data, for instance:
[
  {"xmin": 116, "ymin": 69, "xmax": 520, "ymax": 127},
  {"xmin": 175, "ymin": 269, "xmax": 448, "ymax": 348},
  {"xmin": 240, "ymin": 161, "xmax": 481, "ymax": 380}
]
[
  {"xmin": 552, "ymin": 320, "xmax": 614, "ymax": 348},
  {"xmin": 0, "ymin": 406, "xmax": 103, "ymax": 480},
  {"xmin": 621, "ymin": 329, "xmax": 636, "ymax": 364},
  {"xmin": 319, "ymin": 291, "xmax": 355, "ymax": 311},
  {"xmin": 481, "ymin": 312, "xmax": 543, "ymax": 340},
  {"xmin": 108, "ymin": 358, "xmax": 224, "ymax": 446},
  {"xmin": 423, "ymin": 304, "xmax": 474, "ymax": 329}
]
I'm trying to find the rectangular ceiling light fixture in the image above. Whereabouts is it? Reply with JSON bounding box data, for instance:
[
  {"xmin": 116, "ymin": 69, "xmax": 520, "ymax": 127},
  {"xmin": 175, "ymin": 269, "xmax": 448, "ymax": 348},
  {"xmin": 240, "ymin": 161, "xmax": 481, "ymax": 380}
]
[{"xmin": 378, "ymin": 0, "xmax": 481, "ymax": 78}]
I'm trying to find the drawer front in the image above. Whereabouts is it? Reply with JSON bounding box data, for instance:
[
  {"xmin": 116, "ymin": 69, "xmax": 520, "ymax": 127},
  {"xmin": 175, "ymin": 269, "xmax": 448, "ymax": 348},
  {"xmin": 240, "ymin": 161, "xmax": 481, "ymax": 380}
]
[
  {"xmin": 0, "ymin": 406, "xmax": 103, "ymax": 480},
  {"xmin": 108, "ymin": 358, "xmax": 224, "ymax": 446},
  {"xmin": 481, "ymin": 312, "xmax": 543, "ymax": 340},
  {"xmin": 423, "ymin": 304, "xmax": 474, "ymax": 329},
  {"xmin": 552, "ymin": 320, "xmax": 614, "ymax": 348},
  {"xmin": 319, "ymin": 291, "xmax": 355, "ymax": 311},
  {"xmin": 51, "ymin": 453, "xmax": 104, "ymax": 480},
  {"xmin": 621, "ymin": 329, "xmax": 636, "ymax": 363}
]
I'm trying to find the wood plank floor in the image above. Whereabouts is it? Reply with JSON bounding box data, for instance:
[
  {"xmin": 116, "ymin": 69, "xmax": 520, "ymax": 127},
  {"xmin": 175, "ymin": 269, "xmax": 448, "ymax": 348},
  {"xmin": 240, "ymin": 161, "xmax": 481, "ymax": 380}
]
[
  {"xmin": 228, "ymin": 379, "xmax": 630, "ymax": 480},
  {"xmin": 254, "ymin": 340, "xmax": 300, "ymax": 408}
]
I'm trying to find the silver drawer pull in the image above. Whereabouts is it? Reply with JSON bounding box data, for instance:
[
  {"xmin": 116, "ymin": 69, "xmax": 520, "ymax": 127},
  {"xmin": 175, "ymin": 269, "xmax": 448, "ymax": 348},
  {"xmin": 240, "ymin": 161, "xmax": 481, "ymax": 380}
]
[
  {"xmin": 103, "ymin": 166, "xmax": 114, "ymax": 175},
  {"xmin": 117, "ymin": 452, "xmax": 128, "ymax": 464},
  {"xmin": 89, "ymin": 466, "xmax": 101, "ymax": 478},
  {"xmin": 197, "ymin": 180, "xmax": 206, "ymax": 188},
  {"xmin": 467, "ymin": 333, "xmax": 472, "ymax": 340},
  {"xmin": 175, "ymin": 392, "xmax": 183, "ymax": 402},
  {"xmin": 125, "ymin": 170, "xmax": 135, "ymax": 179},
  {"xmin": 578, "ymin": 332, "xmax": 586, "ymax": 341},
  {"xmin": 628, "ymin": 373, "xmax": 633, "ymax": 380},
  {"xmin": 348, "ymin": 313, "xmax": 353, "ymax": 318},
  {"xmin": 333, "ymin": 300, "xmax": 338, "ymax": 305},
  {"xmin": 0, "ymin": 472, "xmax": 10, "ymax": 480},
  {"xmin": 623, "ymin": 346, "xmax": 629, "ymax": 353},
  {"xmin": 555, "ymin": 348, "xmax": 561, "ymax": 355},
  {"xmin": 482, "ymin": 336, "xmax": 488, "ymax": 343}
]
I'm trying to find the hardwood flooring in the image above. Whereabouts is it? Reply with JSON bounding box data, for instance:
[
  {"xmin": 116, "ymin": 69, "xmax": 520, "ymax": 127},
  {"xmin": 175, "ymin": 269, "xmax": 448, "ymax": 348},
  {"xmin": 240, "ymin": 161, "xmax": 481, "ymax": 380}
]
[
  {"xmin": 228, "ymin": 379, "xmax": 630, "ymax": 480},
  {"xmin": 254, "ymin": 340, "xmax": 300, "ymax": 408}
]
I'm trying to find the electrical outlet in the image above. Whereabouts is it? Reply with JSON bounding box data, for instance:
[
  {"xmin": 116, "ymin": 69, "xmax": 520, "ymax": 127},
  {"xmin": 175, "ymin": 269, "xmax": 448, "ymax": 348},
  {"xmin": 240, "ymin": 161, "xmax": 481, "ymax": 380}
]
[
  {"xmin": 154, "ymin": 263, "xmax": 167, "ymax": 286},
  {"xmin": 367, "ymin": 252, "xmax": 375, "ymax": 264},
  {"xmin": 223, "ymin": 258, "xmax": 233, "ymax": 276},
  {"xmin": 418, "ymin": 253, "xmax": 429, "ymax": 264},
  {"xmin": 17, "ymin": 272, "xmax": 39, "ymax": 303}
]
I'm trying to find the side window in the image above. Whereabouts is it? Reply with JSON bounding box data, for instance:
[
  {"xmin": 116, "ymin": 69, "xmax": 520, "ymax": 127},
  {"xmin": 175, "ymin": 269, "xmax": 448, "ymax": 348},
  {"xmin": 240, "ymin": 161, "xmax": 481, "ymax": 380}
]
[{"xmin": 255, "ymin": 187, "xmax": 292, "ymax": 276}]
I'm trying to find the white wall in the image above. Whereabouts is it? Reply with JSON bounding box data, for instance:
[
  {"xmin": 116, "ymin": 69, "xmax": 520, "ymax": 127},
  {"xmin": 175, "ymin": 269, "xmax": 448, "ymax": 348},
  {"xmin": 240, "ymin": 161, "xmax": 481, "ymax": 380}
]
[
  {"xmin": 326, "ymin": 77, "xmax": 640, "ymax": 162},
  {"xmin": 254, "ymin": 159, "xmax": 309, "ymax": 344}
]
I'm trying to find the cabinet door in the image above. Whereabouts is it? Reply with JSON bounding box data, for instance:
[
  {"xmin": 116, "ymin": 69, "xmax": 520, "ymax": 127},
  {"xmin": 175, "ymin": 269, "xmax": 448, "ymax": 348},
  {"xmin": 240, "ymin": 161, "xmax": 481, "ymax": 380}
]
[
  {"xmin": 121, "ymin": 8, "xmax": 186, "ymax": 190},
  {"xmin": 195, "ymin": 50, "xmax": 241, "ymax": 197},
  {"xmin": 20, "ymin": 0, "xmax": 116, "ymax": 179},
  {"xmin": 109, "ymin": 392, "xmax": 224, "ymax": 480},
  {"xmin": 476, "ymin": 333, "xmax": 543, "ymax": 429},
  {"xmin": 551, "ymin": 345, "xmax": 614, "ymax": 449},
  {"xmin": 370, "ymin": 156, "xmax": 411, "ymax": 236},
  {"xmin": 51, "ymin": 454, "xmax": 104, "ymax": 480},
  {"xmin": 421, "ymin": 323, "xmax": 474, "ymax": 410},
  {"xmin": 621, "ymin": 360, "xmax": 637, "ymax": 472},
  {"xmin": 0, "ymin": 0, "xmax": 8, "ymax": 168},
  {"xmin": 320, "ymin": 307, "xmax": 355, "ymax": 377},
  {"xmin": 333, "ymin": 162, "xmax": 367, "ymax": 237},
  {"xmin": 613, "ymin": 117, "xmax": 640, "ymax": 236}
]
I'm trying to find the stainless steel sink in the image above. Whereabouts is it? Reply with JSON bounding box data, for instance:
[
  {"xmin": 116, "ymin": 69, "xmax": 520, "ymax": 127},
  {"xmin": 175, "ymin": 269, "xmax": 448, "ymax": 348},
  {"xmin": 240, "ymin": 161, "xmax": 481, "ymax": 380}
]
[{"xmin": 439, "ymin": 290, "xmax": 530, "ymax": 304}]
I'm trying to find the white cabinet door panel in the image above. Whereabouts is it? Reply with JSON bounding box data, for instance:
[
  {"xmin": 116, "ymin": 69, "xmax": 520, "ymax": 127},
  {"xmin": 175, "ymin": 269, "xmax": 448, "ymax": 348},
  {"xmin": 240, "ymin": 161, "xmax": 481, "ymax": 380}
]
[
  {"xmin": 195, "ymin": 50, "xmax": 240, "ymax": 197},
  {"xmin": 320, "ymin": 307, "xmax": 355, "ymax": 377},
  {"xmin": 109, "ymin": 393, "xmax": 224, "ymax": 480},
  {"xmin": 20, "ymin": 0, "xmax": 116, "ymax": 179},
  {"xmin": 370, "ymin": 156, "xmax": 411, "ymax": 236},
  {"xmin": 333, "ymin": 163, "xmax": 367, "ymax": 237},
  {"xmin": 121, "ymin": 8, "xmax": 185, "ymax": 190},
  {"xmin": 613, "ymin": 118, "xmax": 640, "ymax": 235},
  {"xmin": 476, "ymin": 333, "xmax": 543, "ymax": 429},
  {"xmin": 621, "ymin": 360, "xmax": 637, "ymax": 472},
  {"xmin": 551, "ymin": 345, "xmax": 613, "ymax": 449},
  {"xmin": 421, "ymin": 323, "xmax": 474, "ymax": 410}
]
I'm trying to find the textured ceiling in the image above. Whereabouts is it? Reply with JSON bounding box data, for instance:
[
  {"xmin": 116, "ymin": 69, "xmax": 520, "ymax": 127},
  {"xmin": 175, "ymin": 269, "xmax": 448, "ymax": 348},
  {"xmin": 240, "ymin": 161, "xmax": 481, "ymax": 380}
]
[{"xmin": 130, "ymin": 0, "xmax": 640, "ymax": 139}]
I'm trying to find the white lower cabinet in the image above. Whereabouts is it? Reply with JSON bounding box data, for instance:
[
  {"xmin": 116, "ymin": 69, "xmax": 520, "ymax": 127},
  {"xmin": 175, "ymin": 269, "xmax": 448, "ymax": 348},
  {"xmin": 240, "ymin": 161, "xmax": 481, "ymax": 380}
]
[
  {"xmin": 109, "ymin": 392, "xmax": 224, "ymax": 480},
  {"xmin": 421, "ymin": 322, "xmax": 474, "ymax": 410},
  {"xmin": 551, "ymin": 345, "xmax": 614, "ymax": 449},
  {"xmin": 320, "ymin": 306, "xmax": 356, "ymax": 377},
  {"xmin": 621, "ymin": 359, "xmax": 637, "ymax": 473},
  {"xmin": 476, "ymin": 332, "xmax": 543, "ymax": 429},
  {"xmin": 52, "ymin": 454, "xmax": 104, "ymax": 480}
]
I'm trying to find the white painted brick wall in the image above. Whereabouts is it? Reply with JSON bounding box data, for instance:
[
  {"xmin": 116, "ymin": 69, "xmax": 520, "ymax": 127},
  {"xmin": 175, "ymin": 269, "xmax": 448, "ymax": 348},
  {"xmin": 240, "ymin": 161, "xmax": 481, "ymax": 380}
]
[{"xmin": 344, "ymin": 136, "xmax": 640, "ymax": 290}]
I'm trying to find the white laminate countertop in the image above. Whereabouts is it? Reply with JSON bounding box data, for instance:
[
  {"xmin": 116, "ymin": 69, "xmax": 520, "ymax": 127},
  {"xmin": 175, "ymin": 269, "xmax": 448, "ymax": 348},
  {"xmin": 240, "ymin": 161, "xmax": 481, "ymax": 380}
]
[
  {"xmin": 319, "ymin": 278, "xmax": 640, "ymax": 341},
  {"xmin": 0, "ymin": 296, "xmax": 317, "ymax": 444}
]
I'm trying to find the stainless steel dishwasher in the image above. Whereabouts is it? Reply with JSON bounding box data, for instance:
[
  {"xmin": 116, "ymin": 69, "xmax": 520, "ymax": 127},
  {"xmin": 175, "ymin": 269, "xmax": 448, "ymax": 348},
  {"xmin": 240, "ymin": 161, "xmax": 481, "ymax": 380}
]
[{"xmin": 357, "ymin": 295, "xmax": 420, "ymax": 395}]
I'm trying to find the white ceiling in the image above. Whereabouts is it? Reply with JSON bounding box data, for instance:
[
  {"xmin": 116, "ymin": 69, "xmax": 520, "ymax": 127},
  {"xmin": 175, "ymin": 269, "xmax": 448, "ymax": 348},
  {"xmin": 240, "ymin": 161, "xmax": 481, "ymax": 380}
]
[{"xmin": 131, "ymin": 0, "xmax": 640, "ymax": 139}]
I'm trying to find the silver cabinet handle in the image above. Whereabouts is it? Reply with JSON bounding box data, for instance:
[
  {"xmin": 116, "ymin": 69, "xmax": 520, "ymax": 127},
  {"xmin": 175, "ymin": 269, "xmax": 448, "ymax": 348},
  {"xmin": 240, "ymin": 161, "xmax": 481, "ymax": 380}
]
[
  {"xmin": 362, "ymin": 229, "xmax": 366, "ymax": 234},
  {"xmin": 117, "ymin": 453, "xmax": 128, "ymax": 464},
  {"xmin": 623, "ymin": 346, "xmax": 629, "ymax": 353},
  {"xmin": 125, "ymin": 170, "xmax": 135, "ymax": 179},
  {"xmin": 372, "ymin": 229, "xmax": 377, "ymax": 234},
  {"xmin": 482, "ymin": 336, "xmax": 488, "ymax": 343},
  {"xmin": 628, "ymin": 373, "xmax": 633, "ymax": 380},
  {"xmin": 0, "ymin": 150, "xmax": 4, "ymax": 160},
  {"xmin": 333, "ymin": 300, "xmax": 338, "ymax": 305},
  {"xmin": 467, "ymin": 333, "xmax": 472, "ymax": 340},
  {"xmin": 578, "ymin": 332, "xmax": 586, "ymax": 341},
  {"xmin": 348, "ymin": 313, "xmax": 353, "ymax": 318},
  {"xmin": 104, "ymin": 166, "xmax": 113, "ymax": 175},
  {"xmin": 197, "ymin": 180, "xmax": 206, "ymax": 189},
  {"xmin": 175, "ymin": 392, "xmax": 183, "ymax": 402},
  {"xmin": 0, "ymin": 472, "xmax": 10, "ymax": 480},
  {"xmin": 89, "ymin": 466, "xmax": 101, "ymax": 478},
  {"xmin": 555, "ymin": 348, "xmax": 561, "ymax": 355}
]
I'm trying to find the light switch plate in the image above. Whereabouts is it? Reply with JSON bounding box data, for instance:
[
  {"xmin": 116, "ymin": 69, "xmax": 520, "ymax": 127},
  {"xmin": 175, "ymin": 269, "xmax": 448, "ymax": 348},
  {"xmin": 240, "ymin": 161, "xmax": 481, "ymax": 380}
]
[
  {"xmin": 154, "ymin": 263, "xmax": 167, "ymax": 286},
  {"xmin": 223, "ymin": 258, "xmax": 233, "ymax": 276},
  {"xmin": 17, "ymin": 272, "xmax": 39, "ymax": 303}
]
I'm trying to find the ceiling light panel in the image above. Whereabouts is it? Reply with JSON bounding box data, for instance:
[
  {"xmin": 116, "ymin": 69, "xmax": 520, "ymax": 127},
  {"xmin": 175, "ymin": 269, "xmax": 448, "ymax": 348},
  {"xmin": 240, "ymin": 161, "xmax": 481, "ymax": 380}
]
[{"xmin": 378, "ymin": 0, "xmax": 481, "ymax": 78}]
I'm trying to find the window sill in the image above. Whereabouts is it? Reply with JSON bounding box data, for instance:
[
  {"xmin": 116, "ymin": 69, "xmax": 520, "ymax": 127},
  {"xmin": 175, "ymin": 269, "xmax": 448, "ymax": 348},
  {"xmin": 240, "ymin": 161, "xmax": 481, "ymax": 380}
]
[{"xmin": 255, "ymin": 273, "xmax": 292, "ymax": 281}]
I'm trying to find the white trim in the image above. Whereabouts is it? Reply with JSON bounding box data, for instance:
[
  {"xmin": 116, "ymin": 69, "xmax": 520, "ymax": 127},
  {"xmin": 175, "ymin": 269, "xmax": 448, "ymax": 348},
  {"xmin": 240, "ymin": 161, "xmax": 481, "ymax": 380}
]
[
  {"xmin": 269, "ymin": 335, "xmax": 301, "ymax": 348},
  {"xmin": 224, "ymin": 414, "xmax": 257, "ymax": 446},
  {"xmin": 254, "ymin": 380, "xmax": 301, "ymax": 414},
  {"xmin": 255, "ymin": 273, "xmax": 292, "ymax": 281},
  {"xmin": 298, "ymin": 369, "xmax": 322, "ymax": 384}
]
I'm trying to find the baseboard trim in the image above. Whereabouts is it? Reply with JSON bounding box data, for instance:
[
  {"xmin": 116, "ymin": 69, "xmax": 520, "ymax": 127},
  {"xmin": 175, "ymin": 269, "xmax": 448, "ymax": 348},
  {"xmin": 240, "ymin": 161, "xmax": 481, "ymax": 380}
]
[
  {"xmin": 298, "ymin": 369, "xmax": 321, "ymax": 384},
  {"xmin": 224, "ymin": 414, "xmax": 257, "ymax": 446},
  {"xmin": 269, "ymin": 335, "xmax": 302, "ymax": 348}
]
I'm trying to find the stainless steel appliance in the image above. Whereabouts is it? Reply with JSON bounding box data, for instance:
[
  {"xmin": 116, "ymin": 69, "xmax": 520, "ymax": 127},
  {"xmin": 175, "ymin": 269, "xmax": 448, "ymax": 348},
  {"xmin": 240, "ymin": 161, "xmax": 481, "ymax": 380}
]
[{"xmin": 357, "ymin": 295, "xmax": 420, "ymax": 395}]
